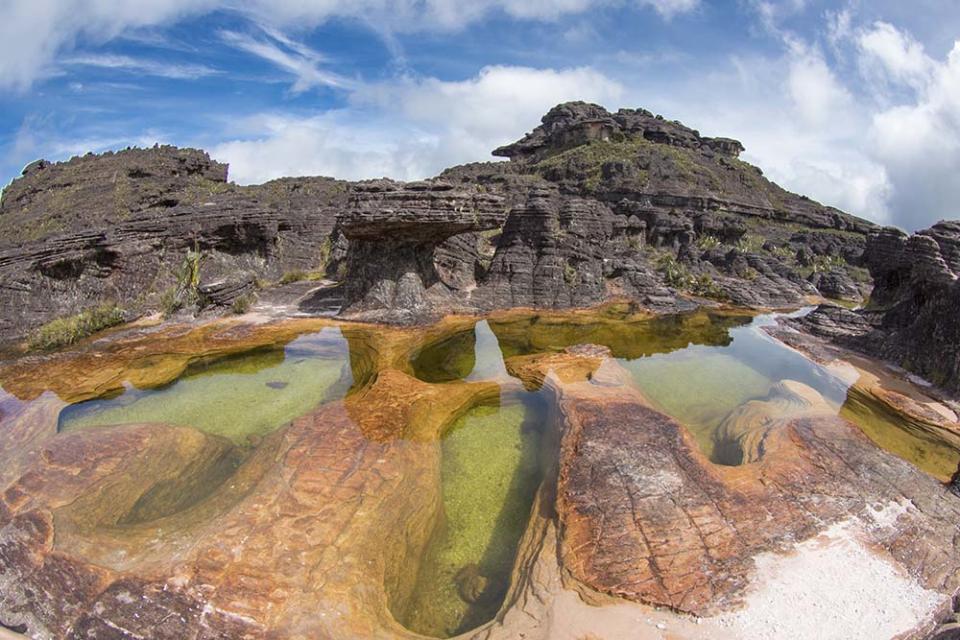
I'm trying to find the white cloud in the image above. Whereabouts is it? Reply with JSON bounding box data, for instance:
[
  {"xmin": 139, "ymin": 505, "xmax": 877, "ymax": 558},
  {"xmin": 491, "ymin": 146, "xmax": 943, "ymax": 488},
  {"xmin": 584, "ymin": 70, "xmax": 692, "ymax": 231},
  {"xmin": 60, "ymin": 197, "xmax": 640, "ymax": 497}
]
[
  {"xmin": 218, "ymin": 29, "xmax": 355, "ymax": 92},
  {"xmin": 212, "ymin": 65, "xmax": 624, "ymax": 184},
  {"xmin": 62, "ymin": 53, "xmax": 218, "ymax": 79},
  {"xmin": 858, "ymin": 21, "xmax": 935, "ymax": 90},
  {"xmin": 785, "ymin": 43, "xmax": 853, "ymax": 126},
  {"xmin": 867, "ymin": 40, "xmax": 960, "ymax": 229},
  {"xmin": 210, "ymin": 111, "xmax": 440, "ymax": 184},
  {"xmin": 0, "ymin": 0, "xmax": 217, "ymax": 91},
  {"xmin": 0, "ymin": 0, "xmax": 699, "ymax": 91}
]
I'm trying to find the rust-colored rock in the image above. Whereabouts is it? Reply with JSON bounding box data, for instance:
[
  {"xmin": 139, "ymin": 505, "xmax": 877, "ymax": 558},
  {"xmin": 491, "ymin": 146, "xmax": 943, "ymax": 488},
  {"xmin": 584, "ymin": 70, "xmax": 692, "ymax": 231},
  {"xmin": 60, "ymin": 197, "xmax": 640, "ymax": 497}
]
[{"xmin": 537, "ymin": 352, "xmax": 960, "ymax": 617}]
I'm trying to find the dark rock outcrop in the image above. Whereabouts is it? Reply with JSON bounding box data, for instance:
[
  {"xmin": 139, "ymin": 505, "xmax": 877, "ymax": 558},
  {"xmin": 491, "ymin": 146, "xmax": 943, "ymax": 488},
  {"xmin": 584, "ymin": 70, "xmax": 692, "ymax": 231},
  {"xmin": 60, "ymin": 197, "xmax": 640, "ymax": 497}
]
[
  {"xmin": 0, "ymin": 102, "xmax": 880, "ymax": 341},
  {"xmin": 0, "ymin": 147, "xmax": 346, "ymax": 340},
  {"xmin": 796, "ymin": 221, "xmax": 960, "ymax": 393},
  {"xmin": 337, "ymin": 180, "xmax": 506, "ymax": 322}
]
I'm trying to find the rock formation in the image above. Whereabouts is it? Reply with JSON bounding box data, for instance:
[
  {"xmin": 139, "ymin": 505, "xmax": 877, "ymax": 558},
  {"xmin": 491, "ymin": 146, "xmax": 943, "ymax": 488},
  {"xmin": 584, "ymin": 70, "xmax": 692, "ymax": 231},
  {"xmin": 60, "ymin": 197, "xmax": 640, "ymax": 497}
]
[
  {"xmin": 796, "ymin": 221, "xmax": 960, "ymax": 393},
  {"xmin": 0, "ymin": 146, "xmax": 348, "ymax": 340},
  {"xmin": 1, "ymin": 311, "xmax": 958, "ymax": 639},
  {"xmin": 337, "ymin": 180, "xmax": 506, "ymax": 322},
  {"xmin": 0, "ymin": 102, "xmax": 877, "ymax": 343},
  {"xmin": 509, "ymin": 349, "xmax": 960, "ymax": 623}
]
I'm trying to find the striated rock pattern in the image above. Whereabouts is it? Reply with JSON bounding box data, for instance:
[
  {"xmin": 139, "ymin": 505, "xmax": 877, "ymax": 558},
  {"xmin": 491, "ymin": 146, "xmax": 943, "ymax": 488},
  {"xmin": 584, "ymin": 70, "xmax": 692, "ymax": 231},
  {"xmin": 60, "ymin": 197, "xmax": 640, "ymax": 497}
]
[
  {"xmin": 0, "ymin": 310, "xmax": 959, "ymax": 638},
  {"xmin": 0, "ymin": 102, "xmax": 879, "ymax": 340},
  {"xmin": 0, "ymin": 147, "xmax": 347, "ymax": 340},
  {"xmin": 337, "ymin": 180, "xmax": 506, "ymax": 322},
  {"xmin": 798, "ymin": 220, "xmax": 960, "ymax": 393},
  {"xmin": 515, "ymin": 352, "xmax": 960, "ymax": 620}
]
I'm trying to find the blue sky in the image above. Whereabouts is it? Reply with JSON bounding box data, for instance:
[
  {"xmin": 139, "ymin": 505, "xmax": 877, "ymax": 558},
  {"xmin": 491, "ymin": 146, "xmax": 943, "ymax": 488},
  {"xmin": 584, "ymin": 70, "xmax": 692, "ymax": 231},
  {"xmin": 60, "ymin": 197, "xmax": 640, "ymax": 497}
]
[{"xmin": 1, "ymin": 0, "xmax": 959, "ymax": 230}]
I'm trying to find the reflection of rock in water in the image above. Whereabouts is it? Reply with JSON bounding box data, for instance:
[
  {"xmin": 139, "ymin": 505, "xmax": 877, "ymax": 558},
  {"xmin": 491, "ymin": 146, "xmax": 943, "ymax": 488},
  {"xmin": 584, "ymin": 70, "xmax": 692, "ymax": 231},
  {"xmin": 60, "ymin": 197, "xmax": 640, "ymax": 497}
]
[{"xmin": 4, "ymin": 313, "xmax": 960, "ymax": 640}]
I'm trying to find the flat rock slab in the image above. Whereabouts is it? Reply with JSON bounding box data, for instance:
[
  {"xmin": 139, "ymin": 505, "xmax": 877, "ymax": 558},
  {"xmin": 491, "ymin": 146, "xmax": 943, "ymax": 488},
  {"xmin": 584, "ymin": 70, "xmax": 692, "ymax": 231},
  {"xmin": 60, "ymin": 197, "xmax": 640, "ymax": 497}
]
[{"xmin": 548, "ymin": 357, "xmax": 960, "ymax": 628}]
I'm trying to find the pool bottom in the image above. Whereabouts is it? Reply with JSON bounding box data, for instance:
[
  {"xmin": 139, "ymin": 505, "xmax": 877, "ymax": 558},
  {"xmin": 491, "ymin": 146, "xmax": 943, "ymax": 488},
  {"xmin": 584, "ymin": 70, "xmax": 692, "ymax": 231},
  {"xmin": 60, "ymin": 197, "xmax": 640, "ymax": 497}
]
[{"xmin": 395, "ymin": 395, "xmax": 547, "ymax": 638}]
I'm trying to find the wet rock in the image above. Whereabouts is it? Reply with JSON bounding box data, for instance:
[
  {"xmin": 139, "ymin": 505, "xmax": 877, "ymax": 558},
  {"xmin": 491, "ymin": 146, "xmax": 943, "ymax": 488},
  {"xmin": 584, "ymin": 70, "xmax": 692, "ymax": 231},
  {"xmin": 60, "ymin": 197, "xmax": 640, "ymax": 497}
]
[
  {"xmin": 712, "ymin": 380, "xmax": 833, "ymax": 465},
  {"xmin": 0, "ymin": 338, "xmax": 502, "ymax": 639},
  {"xmin": 454, "ymin": 564, "xmax": 492, "ymax": 604},
  {"xmin": 514, "ymin": 350, "xmax": 960, "ymax": 618}
]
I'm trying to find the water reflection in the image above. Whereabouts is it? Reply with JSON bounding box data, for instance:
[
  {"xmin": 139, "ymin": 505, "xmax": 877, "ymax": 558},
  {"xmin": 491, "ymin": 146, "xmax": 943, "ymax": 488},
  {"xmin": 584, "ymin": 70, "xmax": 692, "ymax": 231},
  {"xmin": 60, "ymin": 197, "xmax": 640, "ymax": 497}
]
[
  {"xmin": 58, "ymin": 327, "xmax": 354, "ymax": 444},
  {"xmin": 11, "ymin": 307, "xmax": 958, "ymax": 639}
]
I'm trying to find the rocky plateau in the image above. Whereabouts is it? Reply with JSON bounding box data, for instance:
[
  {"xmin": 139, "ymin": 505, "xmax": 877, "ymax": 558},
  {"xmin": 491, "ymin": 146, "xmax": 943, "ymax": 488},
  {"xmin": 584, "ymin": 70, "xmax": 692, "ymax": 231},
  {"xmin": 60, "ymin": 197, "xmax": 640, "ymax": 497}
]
[{"xmin": 1, "ymin": 103, "xmax": 960, "ymax": 640}]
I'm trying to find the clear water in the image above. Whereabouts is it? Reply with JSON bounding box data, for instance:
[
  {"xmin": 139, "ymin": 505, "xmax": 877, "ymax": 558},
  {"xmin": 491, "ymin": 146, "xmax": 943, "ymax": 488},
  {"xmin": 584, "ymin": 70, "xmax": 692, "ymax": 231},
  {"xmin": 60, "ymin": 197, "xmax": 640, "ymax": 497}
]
[
  {"xmin": 18, "ymin": 308, "xmax": 958, "ymax": 638},
  {"xmin": 58, "ymin": 327, "xmax": 353, "ymax": 445},
  {"xmin": 622, "ymin": 316, "xmax": 849, "ymax": 460},
  {"xmin": 399, "ymin": 393, "xmax": 546, "ymax": 637}
]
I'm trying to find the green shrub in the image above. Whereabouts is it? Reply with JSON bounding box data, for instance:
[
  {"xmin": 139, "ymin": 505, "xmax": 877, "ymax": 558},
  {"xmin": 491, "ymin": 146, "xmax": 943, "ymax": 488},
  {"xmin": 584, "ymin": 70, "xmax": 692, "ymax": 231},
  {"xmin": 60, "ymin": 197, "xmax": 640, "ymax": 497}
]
[
  {"xmin": 696, "ymin": 234, "xmax": 721, "ymax": 250},
  {"xmin": 279, "ymin": 270, "xmax": 325, "ymax": 285},
  {"xmin": 734, "ymin": 233, "xmax": 765, "ymax": 253},
  {"xmin": 28, "ymin": 303, "xmax": 124, "ymax": 351},
  {"xmin": 279, "ymin": 270, "xmax": 308, "ymax": 285},
  {"xmin": 159, "ymin": 286, "xmax": 181, "ymax": 317},
  {"xmin": 768, "ymin": 244, "xmax": 796, "ymax": 260},
  {"xmin": 317, "ymin": 237, "xmax": 333, "ymax": 273},
  {"xmin": 232, "ymin": 293, "xmax": 255, "ymax": 314},
  {"xmin": 563, "ymin": 262, "xmax": 578, "ymax": 285},
  {"xmin": 656, "ymin": 254, "xmax": 692, "ymax": 289},
  {"xmin": 810, "ymin": 254, "xmax": 847, "ymax": 274},
  {"xmin": 656, "ymin": 255, "xmax": 728, "ymax": 300},
  {"xmin": 690, "ymin": 274, "xmax": 728, "ymax": 301}
]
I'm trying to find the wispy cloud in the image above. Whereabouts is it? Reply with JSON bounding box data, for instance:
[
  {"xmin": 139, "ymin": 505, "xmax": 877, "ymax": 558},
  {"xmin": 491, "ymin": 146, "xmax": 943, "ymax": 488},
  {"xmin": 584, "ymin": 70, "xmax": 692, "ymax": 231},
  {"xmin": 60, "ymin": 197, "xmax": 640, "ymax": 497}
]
[
  {"xmin": 219, "ymin": 29, "xmax": 356, "ymax": 93},
  {"xmin": 62, "ymin": 54, "xmax": 218, "ymax": 80}
]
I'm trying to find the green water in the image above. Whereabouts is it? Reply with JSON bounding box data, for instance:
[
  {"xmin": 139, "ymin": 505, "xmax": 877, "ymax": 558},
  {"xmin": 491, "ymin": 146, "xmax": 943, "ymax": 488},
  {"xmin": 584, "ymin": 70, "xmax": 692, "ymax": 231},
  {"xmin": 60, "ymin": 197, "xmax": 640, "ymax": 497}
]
[
  {"xmin": 399, "ymin": 395, "xmax": 545, "ymax": 638},
  {"xmin": 840, "ymin": 387, "xmax": 960, "ymax": 480},
  {"xmin": 620, "ymin": 317, "xmax": 848, "ymax": 461},
  {"xmin": 42, "ymin": 308, "xmax": 960, "ymax": 638},
  {"xmin": 58, "ymin": 327, "xmax": 353, "ymax": 444}
]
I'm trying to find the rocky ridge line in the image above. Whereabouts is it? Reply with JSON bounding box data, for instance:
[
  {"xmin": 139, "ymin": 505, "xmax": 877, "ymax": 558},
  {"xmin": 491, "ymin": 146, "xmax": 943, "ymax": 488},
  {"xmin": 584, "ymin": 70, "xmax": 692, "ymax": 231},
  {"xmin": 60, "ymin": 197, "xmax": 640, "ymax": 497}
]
[{"xmin": 0, "ymin": 102, "xmax": 879, "ymax": 342}]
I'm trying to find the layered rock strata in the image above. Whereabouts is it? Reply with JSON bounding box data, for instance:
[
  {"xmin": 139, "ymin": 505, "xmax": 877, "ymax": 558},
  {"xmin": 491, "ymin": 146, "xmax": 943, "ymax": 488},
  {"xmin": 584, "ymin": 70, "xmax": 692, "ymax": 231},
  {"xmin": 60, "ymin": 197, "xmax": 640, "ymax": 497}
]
[
  {"xmin": 0, "ymin": 147, "xmax": 348, "ymax": 340},
  {"xmin": 796, "ymin": 221, "xmax": 960, "ymax": 393},
  {"xmin": 337, "ymin": 180, "xmax": 506, "ymax": 322},
  {"xmin": 507, "ymin": 348, "xmax": 960, "ymax": 627},
  {"xmin": 0, "ymin": 311, "xmax": 959, "ymax": 639},
  {"xmin": 0, "ymin": 102, "xmax": 877, "ymax": 342}
]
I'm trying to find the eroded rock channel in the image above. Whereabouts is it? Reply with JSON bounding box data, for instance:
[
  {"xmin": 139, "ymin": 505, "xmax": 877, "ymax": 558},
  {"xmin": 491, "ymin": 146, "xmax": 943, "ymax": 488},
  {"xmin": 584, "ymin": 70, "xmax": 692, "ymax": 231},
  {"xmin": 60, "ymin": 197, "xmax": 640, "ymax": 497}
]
[{"xmin": 0, "ymin": 306, "xmax": 958, "ymax": 640}]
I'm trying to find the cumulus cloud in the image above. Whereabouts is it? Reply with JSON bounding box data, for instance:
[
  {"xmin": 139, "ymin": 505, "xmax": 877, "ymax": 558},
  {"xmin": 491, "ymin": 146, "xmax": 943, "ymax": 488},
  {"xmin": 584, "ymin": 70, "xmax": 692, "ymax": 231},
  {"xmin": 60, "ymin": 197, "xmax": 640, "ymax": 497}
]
[
  {"xmin": 212, "ymin": 65, "xmax": 624, "ymax": 184},
  {"xmin": 784, "ymin": 41, "xmax": 853, "ymax": 126},
  {"xmin": 858, "ymin": 21, "xmax": 935, "ymax": 90},
  {"xmin": 210, "ymin": 111, "xmax": 441, "ymax": 184},
  {"xmin": 867, "ymin": 38, "xmax": 960, "ymax": 229}
]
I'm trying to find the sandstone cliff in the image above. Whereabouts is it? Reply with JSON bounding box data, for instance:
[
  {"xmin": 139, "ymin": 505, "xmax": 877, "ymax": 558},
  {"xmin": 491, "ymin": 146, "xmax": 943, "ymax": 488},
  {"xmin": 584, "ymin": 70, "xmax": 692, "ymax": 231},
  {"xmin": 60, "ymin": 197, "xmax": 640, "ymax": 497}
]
[
  {"xmin": 797, "ymin": 221, "xmax": 960, "ymax": 393},
  {"xmin": 0, "ymin": 103, "xmax": 877, "ymax": 343}
]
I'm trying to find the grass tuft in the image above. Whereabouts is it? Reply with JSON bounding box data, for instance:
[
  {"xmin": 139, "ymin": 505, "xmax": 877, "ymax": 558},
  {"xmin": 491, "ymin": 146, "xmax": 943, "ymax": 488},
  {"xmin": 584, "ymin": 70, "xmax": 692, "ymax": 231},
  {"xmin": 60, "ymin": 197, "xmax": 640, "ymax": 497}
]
[{"xmin": 28, "ymin": 303, "xmax": 124, "ymax": 351}]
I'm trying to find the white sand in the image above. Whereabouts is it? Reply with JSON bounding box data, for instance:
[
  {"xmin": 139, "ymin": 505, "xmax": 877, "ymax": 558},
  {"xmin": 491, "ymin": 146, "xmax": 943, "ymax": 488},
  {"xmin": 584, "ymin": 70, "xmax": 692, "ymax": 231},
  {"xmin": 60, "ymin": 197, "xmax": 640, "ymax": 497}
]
[{"xmin": 712, "ymin": 506, "xmax": 946, "ymax": 640}]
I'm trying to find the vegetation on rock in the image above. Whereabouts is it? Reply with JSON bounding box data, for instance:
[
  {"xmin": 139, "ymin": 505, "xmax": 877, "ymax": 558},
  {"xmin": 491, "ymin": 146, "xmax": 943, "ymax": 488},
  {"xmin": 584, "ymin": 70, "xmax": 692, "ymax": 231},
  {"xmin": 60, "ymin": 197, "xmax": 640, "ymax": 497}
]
[{"xmin": 28, "ymin": 303, "xmax": 124, "ymax": 350}]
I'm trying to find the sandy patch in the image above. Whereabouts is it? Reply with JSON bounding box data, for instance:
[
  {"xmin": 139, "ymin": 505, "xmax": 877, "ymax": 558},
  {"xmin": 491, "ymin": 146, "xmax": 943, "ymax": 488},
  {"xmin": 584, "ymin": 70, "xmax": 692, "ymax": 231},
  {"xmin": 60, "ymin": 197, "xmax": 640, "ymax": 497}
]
[{"xmin": 712, "ymin": 508, "xmax": 946, "ymax": 640}]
